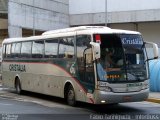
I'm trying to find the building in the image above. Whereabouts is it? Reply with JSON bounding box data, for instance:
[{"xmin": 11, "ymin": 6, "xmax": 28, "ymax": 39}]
[
  {"xmin": 0, "ymin": 0, "xmax": 69, "ymax": 44},
  {"xmin": 0, "ymin": 0, "xmax": 8, "ymax": 44},
  {"xmin": 69, "ymin": 0, "xmax": 160, "ymax": 48},
  {"xmin": 0, "ymin": 0, "xmax": 160, "ymax": 51}
]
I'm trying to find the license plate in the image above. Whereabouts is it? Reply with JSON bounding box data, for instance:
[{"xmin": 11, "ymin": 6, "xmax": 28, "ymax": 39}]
[{"xmin": 127, "ymin": 83, "xmax": 142, "ymax": 87}]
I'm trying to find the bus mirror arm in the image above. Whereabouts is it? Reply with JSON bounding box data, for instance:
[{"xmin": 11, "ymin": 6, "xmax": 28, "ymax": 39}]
[
  {"xmin": 145, "ymin": 57, "xmax": 158, "ymax": 63},
  {"xmin": 145, "ymin": 41, "xmax": 159, "ymax": 61},
  {"xmin": 90, "ymin": 42, "xmax": 100, "ymax": 60}
]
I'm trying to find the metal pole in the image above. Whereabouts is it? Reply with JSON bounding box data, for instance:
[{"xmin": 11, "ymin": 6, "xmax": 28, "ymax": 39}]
[
  {"xmin": 33, "ymin": 0, "xmax": 35, "ymax": 36},
  {"xmin": 105, "ymin": 0, "xmax": 107, "ymax": 26}
]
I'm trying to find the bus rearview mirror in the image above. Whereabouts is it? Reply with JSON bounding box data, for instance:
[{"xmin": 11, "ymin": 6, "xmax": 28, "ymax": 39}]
[
  {"xmin": 90, "ymin": 42, "xmax": 100, "ymax": 60},
  {"xmin": 145, "ymin": 41, "xmax": 159, "ymax": 60}
]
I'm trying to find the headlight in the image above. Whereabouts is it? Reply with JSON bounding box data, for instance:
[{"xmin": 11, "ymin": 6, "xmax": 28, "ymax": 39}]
[
  {"xmin": 99, "ymin": 86, "xmax": 112, "ymax": 92},
  {"xmin": 142, "ymin": 82, "xmax": 149, "ymax": 90}
]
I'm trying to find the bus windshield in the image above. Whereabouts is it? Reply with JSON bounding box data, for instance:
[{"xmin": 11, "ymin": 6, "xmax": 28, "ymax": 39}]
[{"xmin": 94, "ymin": 34, "xmax": 148, "ymax": 83}]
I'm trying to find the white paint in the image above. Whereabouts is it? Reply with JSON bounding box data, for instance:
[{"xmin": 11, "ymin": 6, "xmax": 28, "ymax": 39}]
[
  {"xmin": 8, "ymin": 0, "xmax": 69, "ymax": 37},
  {"xmin": 69, "ymin": 0, "xmax": 160, "ymax": 14},
  {"xmin": 108, "ymin": 0, "xmax": 160, "ymax": 12},
  {"xmin": 69, "ymin": 0, "xmax": 105, "ymax": 14}
]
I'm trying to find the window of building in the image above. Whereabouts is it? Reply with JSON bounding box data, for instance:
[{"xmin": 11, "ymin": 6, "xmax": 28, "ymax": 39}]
[
  {"xmin": 21, "ymin": 42, "xmax": 32, "ymax": 58},
  {"xmin": 45, "ymin": 39, "xmax": 58, "ymax": 58},
  {"xmin": 32, "ymin": 41, "xmax": 44, "ymax": 58}
]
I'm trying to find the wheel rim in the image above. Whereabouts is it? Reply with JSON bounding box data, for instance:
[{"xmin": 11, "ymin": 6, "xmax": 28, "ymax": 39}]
[
  {"xmin": 17, "ymin": 84, "xmax": 20, "ymax": 93},
  {"xmin": 67, "ymin": 89, "xmax": 75, "ymax": 105},
  {"xmin": 16, "ymin": 81, "xmax": 21, "ymax": 94}
]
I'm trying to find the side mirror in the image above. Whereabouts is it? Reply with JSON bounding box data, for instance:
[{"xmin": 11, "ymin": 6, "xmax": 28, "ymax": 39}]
[
  {"xmin": 145, "ymin": 41, "xmax": 159, "ymax": 60},
  {"xmin": 90, "ymin": 42, "xmax": 100, "ymax": 60}
]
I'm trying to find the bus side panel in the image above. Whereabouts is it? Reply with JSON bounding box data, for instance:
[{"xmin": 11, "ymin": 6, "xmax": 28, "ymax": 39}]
[
  {"xmin": 17, "ymin": 62, "xmax": 62, "ymax": 97},
  {"xmin": 2, "ymin": 62, "xmax": 16, "ymax": 88},
  {"xmin": 2, "ymin": 61, "xmax": 88, "ymax": 103},
  {"xmin": 19, "ymin": 62, "xmax": 87, "ymax": 102}
]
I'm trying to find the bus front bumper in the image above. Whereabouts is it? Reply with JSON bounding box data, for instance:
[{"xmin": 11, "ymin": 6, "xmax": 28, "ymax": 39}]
[{"xmin": 94, "ymin": 89, "xmax": 149, "ymax": 104}]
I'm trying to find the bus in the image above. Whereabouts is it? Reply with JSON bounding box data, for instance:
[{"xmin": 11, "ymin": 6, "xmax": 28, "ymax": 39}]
[{"xmin": 1, "ymin": 26, "xmax": 159, "ymax": 106}]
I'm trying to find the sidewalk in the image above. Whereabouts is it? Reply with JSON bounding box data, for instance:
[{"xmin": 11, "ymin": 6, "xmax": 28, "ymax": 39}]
[{"xmin": 146, "ymin": 92, "xmax": 160, "ymax": 104}]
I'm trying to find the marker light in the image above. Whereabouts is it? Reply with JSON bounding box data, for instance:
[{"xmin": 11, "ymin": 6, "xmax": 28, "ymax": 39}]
[
  {"xmin": 101, "ymin": 100, "xmax": 106, "ymax": 103},
  {"xmin": 95, "ymin": 34, "xmax": 101, "ymax": 44}
]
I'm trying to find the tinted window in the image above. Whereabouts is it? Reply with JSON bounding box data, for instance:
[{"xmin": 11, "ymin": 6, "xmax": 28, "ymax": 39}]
[
  {"xmin": 3, "ymin": 44, "xmax": 6, "ymax": 58},
  {"xmin": 59, "ymin": 37, "xmax": 75, "ymax": 58},
  {"xmin": 6, "ymin": 44, "xmax": 11, "ymax": 58},
  {"xmin": 32, "ymin": 41, "xmax": 44, "ymax": 58},
  {"xmin": 21, "ymin": 42, "xmax": 32, "ymax": 58},
  {"xmin": 11, "ymin": 42, "xmax": 21, "ymax": 58},
  {"xmin": 76, "ymin": 35, "xmax": 93, "ymax": 82},
  {"xmin": 11, "ymin": 43, "xmax": 16, "ymax": 55},
  {"xmin": 45, "ymin": 39, "xmax": 58, "ymax": 58}
]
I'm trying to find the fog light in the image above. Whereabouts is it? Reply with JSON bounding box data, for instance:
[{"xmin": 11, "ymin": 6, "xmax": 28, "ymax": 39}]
[{"xmin": 101, "ymin": 100, "xmax": 106, "ymax": 103}]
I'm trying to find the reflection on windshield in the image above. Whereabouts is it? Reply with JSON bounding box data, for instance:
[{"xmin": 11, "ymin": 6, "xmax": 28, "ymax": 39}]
[
  {"xmin": 94, "ymin": 34, "xmax": 148, "ymax": 83},
  {"xmin": 120, "ymin": 34, "xmax": 147, "ymax": 81}
]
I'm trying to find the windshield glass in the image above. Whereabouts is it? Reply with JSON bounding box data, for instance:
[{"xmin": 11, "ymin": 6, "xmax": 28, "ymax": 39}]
[
  {"xmin": 94, "ymin": 34, "xmax": 148, "ymax": 83},
  {"xmin": 120, "ymin": 34, "xmax": 148, "ymax": 81}
]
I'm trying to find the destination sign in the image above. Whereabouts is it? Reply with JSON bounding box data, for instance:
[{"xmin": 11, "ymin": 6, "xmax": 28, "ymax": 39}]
[
  {"xmin": 121, "ymin": 38, "xmax": 143, "ymax": 45},
  {"xmin": 120, "ymin": 34, "xmax": 143, "ymax": 46}
]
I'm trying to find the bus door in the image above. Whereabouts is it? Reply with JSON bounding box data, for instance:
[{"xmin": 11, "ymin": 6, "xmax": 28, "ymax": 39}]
[
  {"xmin": 83, "ymin": 48, "xmax": 95, "ymax": 93},
  {"xmin": 76, "ymin": 35, "xmax": 95, "ymax": 94}
]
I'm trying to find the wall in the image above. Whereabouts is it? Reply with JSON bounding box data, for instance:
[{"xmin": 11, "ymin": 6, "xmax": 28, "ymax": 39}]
[
  {"xmin": 110, "ymin": 22, "xmax": 160, "ymax": 45},
  {"xmin": 0, "ymin": 0, "xmax": 8, "ymax": 13},
  {"xmin": 69, "ymin": 0, "xmax": 160, "ymax": 55},
  {"xmin": 69, "ymin": 0, "xmax": 160, "ymax": 14},
  {"xmin": 0, "ymin": 19, "xmax": 8, "ymax": 43},
  {"xmin": 108, "ymin": 22, "xmax": 160, "ymax": 56},
  {"xmin": 8, "ymin": 0, "xmax": 69, "ymax": 37},
  {"xmin": 69, "ymin": 0, "xmax": 160, "ymax": 25}
]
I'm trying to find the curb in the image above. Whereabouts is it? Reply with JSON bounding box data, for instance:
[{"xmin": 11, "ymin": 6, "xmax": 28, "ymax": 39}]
[{"xmin": 146, "ymin": 98, "xmax": 160, "ymax": 104}]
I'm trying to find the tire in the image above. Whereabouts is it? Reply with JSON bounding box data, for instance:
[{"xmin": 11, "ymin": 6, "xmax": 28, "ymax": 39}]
[
  {"xmin": 15, "ymin": 78, "xmax": 22, "ymax": 94},
  {"xmin": 66, "ymin": 85, "xmax": 76, "ymax": 106}
]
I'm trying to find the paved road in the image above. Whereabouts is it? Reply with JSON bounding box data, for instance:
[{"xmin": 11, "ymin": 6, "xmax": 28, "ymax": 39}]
[{"xmin": 0, "ymin": 85, "xmax": 160, "ymax": 120}]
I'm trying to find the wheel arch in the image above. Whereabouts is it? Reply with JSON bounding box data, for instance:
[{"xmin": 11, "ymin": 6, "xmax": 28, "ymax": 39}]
[
  {"xmin": 64, "ymin": 80, "xmax": 75, "ymax": 99},
  {"xmin": 14, "ymin": 74, "xmax": 21, "ymax": 88}
]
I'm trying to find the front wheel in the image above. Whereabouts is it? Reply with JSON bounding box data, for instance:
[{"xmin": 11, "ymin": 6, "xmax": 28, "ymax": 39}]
[
  {"xmin": 15, "ymin": 78, "xmax": 22, "ymax": 94},
  {"xmin": 67, "ymin": 85, "xmax": 76, "ymax": 106}
]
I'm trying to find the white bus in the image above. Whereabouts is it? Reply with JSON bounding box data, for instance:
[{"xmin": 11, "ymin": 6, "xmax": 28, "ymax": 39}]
[{"xmin": 1, "ymin": 26, "xmax": 158, "ymax": 106}]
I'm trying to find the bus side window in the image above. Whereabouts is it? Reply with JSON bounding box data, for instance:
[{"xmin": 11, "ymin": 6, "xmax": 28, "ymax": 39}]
[
  {"xmin": 59, "ymin": 37, "xmax": 75, "ymax": 58},
  {"xmin": 2, "ymin": 44, "xmax": 6, "ymax": 58},
  {"xmin": 14, "ymin": 42, "xmax": 21, "ymax": 58},
  {"xmin": 32, "ymin": 41, "xmax": 44, "ymax": 58},
  {"xmin": 11, "ymin": 43, "xmax": 16, "ymax": 58},
  {"xmin": 45, "ymin": 39, "xmax": 58, "ymax": 58},
  {"xmin": 6, "ymin": 44, "xmax": 11, "ymax": 58},
  {"xmin": 21, "ymin": 42, "xmax": 32, "ymax": 58},
  {"xmin": 11, "ymin": 42, "xmax": 21, "ymax": 58}
]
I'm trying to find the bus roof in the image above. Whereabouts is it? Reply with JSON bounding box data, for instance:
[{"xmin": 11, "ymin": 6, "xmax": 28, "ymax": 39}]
[
  {"xmin": 3, "ymin": 26, "xmax": 141, "ymax": 44},
  {"xmin": 42, "ymin": 26, "xmax": 140, "ymax": 35}
]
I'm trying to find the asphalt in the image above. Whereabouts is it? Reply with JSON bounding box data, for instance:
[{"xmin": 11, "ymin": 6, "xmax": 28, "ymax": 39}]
[{"xmin": 0, "ymin": 80, "xmax": 160, "ymax": 104}]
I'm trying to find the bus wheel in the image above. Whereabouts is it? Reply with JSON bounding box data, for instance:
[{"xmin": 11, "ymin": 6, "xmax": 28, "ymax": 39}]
[
  {"xmin": 67, "ymin": 85, "xmax": 76, "ymax": 106},
  {"xmin": 15, "ymin": 78, "xmax": 22, "ymax": 94}
]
